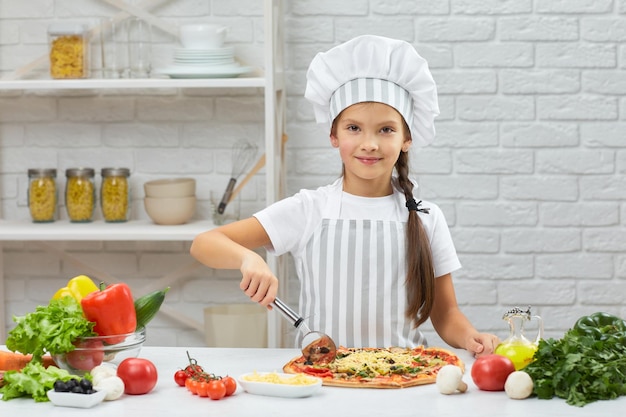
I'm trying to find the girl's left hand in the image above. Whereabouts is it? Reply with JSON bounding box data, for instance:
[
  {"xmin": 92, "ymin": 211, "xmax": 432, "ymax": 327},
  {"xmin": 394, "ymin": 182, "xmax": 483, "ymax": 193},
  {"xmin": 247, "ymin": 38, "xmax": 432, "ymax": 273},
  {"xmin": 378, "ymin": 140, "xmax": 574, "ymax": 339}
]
[{"xmin": 465, "ymin": 333, "xmax": 500, "ymax": 358}]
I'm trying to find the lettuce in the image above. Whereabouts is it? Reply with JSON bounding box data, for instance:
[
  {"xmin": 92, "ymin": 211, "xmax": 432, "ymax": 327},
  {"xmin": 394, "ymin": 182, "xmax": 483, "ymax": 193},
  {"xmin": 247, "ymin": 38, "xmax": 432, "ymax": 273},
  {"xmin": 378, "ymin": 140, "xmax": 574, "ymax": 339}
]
[
  {"xmin": 5, "ymin": 296, "xmax": 96, "ymax": 362},
  {"xmin": 1, "ymin": 362, "xmax": 78, "ymax": 401}
]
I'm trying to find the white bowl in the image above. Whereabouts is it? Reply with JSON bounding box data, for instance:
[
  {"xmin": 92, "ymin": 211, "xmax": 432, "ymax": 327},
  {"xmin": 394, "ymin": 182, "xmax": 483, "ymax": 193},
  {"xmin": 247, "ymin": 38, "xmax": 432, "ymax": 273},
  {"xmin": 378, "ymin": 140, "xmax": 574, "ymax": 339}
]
[
  {"xmin": 47, "ymin": 389, "xmax": 106, "ymax": 408},
  {"xmin": 144, "ymin": 196, "xmax": 196, "ymax": 225},
  {"xmin": 144, "ymin": 178, "xmax": 196, "ymax": 198},
  {"xmin": 179, "ymin": 24, "xmax": 227, "ymax": 49}
]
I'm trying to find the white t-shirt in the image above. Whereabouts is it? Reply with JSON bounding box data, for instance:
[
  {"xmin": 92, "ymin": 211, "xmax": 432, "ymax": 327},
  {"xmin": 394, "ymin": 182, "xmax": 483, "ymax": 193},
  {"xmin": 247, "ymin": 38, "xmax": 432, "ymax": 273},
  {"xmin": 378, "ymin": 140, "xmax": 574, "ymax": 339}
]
[{"xmin": 255, "ymin": 178, "xmax": 461, "ymax": 278}]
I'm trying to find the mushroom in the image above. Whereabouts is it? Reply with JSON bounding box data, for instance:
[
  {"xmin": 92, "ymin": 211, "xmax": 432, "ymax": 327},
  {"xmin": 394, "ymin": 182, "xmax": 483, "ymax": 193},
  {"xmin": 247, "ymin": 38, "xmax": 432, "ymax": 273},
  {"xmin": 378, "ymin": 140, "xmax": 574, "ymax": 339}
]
[
  {"xmin": 436, "ymin": 365, "xmax": 468, "ymax": 394},
  {"xmin": 504, "ymin": 371, "xmax": 534, "ymax": 400},
  {"xmin": 94, "ymin": 375, "xmax": 125, "ymax": 401}
]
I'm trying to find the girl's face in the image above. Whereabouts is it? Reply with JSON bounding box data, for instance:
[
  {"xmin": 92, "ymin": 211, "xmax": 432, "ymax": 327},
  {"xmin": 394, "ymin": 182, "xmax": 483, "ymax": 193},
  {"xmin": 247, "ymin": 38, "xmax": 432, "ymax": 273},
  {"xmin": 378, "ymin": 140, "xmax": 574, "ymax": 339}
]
[{"xmin": 331, "ymin": 102, "xmax": 411, "ymax": 196}]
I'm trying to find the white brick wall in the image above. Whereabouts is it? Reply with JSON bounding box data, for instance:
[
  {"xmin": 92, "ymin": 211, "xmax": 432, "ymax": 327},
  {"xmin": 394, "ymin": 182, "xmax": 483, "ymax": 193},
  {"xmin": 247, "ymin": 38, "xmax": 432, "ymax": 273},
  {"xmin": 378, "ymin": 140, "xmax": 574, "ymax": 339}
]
[{"xmin": 1, "ymin": 0, "xmax": 626, "ymax": 349}]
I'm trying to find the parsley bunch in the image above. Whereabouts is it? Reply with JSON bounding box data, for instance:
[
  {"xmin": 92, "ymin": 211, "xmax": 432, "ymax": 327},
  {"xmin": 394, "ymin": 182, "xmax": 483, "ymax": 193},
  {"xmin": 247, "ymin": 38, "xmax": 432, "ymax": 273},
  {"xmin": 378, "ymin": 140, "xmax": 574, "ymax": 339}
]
[{"xmin": 524, "ymin": 316, "xmax": 626, "ymax": 407}]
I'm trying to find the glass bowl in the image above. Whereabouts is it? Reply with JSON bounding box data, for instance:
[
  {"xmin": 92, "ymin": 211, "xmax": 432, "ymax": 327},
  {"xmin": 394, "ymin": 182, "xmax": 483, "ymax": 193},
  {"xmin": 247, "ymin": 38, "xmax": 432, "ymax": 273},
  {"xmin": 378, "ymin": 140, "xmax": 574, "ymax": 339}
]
[{"xmin": 52, "ymin": 327, "xmax": 146, "ymax": 375}]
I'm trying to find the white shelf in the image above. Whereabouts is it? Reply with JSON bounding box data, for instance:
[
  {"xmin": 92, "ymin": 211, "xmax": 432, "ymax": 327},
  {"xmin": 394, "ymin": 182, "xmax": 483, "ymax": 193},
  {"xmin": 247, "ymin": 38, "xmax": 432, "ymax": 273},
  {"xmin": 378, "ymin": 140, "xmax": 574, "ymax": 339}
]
[
  {"xmin": 0, "ymin": 76, "xmax": 269, "ymax": 90},
  {"xmin": 0, "ymin": 219, "xmax": 214, "ymax": 241}
]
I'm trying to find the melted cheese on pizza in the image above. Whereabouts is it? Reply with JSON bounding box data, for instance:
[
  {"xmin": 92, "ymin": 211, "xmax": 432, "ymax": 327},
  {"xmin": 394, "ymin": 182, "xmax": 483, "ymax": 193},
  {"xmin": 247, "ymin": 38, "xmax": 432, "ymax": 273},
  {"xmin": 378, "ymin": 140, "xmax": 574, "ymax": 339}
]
[{"xmin": 329, "ymin": 348, "xmax": 446, "ymax": 378}]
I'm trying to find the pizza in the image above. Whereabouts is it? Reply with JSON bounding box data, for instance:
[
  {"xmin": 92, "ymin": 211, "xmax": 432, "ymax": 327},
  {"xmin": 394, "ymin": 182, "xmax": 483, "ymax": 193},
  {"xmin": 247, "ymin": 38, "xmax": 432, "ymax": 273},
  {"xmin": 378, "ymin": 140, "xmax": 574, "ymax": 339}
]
[{"xmin": 283, "ymin": 345, "xmax": 464, "ymax": 389}]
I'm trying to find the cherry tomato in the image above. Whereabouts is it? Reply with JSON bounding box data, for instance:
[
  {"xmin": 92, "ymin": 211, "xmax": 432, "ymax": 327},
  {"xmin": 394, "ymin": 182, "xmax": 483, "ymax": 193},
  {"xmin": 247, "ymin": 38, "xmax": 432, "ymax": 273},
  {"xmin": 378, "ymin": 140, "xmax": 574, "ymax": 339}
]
[
  {"xmin": 65, "ymin": 339, "xmax": 105, "ymax": 371},
  {"xmin": 471, "ymin": 354, "xmax": 516, "ymax": 391},
  {"xmin": 197, "ymin": 381, "xmax": 209, "ymax": 397},
  {"xmin": 222, "ymin": 376, "xmax": 237, "ymax": 396},
  {"xmin": 207, "ymin": 379, "xmax": 226, "ymax": 400},
  {"xmin": 186, "ymin": 377, "xmax": 199, "ymax": 395},
  {"xmin": 117, "ymin": 357, "xmax": 158, "ymax": 395},
  {"xmin": 174, "ymin": 369, "xmax": 188, "ymax": 386},
  {"xmin": 184, "ymin": 351, "xmax": 204, "ymax": 377}
]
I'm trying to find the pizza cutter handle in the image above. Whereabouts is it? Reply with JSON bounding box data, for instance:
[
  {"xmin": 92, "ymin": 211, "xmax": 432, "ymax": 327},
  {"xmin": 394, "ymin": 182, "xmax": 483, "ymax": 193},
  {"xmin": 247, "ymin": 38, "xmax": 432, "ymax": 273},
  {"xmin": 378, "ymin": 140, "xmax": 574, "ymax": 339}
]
[{"xmin": 271, "ymin": 297, "xmax": 304, "ymax": 329}]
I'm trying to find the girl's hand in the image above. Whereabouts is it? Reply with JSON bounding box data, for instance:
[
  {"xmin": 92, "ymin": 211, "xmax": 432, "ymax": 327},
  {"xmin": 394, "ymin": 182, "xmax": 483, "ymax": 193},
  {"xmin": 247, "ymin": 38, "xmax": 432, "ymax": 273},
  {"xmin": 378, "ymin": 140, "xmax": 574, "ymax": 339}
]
[
  {"xmin": 465, "ymin": 333, "xmax": 500, "ymax": 358},
  {"xmin": 239, "ymin": 252, "xmax": 278, "ymax": 307}
]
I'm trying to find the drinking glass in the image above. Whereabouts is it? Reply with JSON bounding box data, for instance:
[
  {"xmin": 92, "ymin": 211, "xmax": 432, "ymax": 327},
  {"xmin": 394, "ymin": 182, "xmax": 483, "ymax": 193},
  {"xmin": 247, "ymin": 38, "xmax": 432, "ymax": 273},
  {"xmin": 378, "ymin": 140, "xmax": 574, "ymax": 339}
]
[
  {"xmin": 100, "ymin": 17, "xmax": 129, "ymax": 79},
  {"xmin": 127, "ymin": 18, "xmax": 152, "ymax": 78}
]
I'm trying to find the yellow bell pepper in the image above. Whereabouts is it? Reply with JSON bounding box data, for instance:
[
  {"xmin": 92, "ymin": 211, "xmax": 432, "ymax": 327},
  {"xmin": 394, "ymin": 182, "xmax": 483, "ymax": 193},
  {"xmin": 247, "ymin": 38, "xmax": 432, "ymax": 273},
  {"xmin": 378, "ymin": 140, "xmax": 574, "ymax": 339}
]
[{"xmin": 52, "ymin": 275, "xmax": 99, "ymax": 302}]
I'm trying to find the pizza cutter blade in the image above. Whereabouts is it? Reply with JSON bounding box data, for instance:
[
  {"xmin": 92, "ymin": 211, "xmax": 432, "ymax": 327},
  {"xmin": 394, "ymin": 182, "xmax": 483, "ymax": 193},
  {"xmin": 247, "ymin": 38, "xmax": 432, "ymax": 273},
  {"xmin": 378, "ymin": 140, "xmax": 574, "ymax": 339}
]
[{"xmin": 271, "ymin": 297, "xmax": 337, "ymax": 364}]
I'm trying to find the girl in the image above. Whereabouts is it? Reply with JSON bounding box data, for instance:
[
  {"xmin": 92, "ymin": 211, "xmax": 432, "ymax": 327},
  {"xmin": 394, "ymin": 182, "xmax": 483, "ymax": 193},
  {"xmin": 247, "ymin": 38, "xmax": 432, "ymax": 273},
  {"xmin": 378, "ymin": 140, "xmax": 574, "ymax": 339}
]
[{"xmin": 191, "ymin": 35, "xmax": 499, "ymax": 357}]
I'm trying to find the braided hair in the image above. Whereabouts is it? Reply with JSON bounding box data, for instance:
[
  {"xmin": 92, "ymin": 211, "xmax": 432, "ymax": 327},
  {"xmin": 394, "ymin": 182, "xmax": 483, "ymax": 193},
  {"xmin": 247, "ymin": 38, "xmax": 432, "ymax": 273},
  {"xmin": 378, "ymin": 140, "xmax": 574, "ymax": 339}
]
[{"xmin": 395, "ymin": 146, "xmax": 435, "ymax": 328}]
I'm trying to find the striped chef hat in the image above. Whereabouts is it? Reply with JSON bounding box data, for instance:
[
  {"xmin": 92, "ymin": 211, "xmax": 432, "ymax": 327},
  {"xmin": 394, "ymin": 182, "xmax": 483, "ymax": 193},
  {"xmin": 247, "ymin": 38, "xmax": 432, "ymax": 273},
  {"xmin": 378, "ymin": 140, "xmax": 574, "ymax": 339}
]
[{"xmin": 305, "ymin": 35, "xmax": 440, "ymax": 147}]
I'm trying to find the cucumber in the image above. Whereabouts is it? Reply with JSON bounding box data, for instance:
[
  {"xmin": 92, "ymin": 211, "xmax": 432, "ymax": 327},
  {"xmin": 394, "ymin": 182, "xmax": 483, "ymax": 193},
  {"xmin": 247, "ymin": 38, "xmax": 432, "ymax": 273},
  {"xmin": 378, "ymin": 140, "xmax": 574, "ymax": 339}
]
[{"xmin": 134, "ymin": 287, "xmax": 170, "ymax": 330}]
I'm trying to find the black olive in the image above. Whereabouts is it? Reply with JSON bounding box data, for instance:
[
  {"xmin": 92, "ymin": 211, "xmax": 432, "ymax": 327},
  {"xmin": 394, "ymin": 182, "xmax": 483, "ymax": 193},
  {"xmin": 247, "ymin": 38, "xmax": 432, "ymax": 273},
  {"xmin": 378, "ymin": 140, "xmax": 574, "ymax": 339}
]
[
  {"xmin": 53, "ymin": 380, "xmax": 69, "ymax": 392},
  {"xmin": 71, "ymin": 385, "xmax": 84, "ymax": 394},
  {"xmin": 319, "ymin": 347, "xmax": 330, "ymax": 354},
  {"xmin": 79, "ymin": 378, "xmax": 93, "ymax": 391}
]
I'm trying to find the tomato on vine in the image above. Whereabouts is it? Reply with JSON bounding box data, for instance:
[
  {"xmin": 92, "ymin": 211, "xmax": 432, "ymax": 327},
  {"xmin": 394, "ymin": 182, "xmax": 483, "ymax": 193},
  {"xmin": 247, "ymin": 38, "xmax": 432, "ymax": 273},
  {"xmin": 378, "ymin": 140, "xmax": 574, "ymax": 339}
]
[
  {"xmin": 184, "ymin": 351, "xmax": 204, "ymax": 377},
  {"xmin": 207, "ymin": 379, "xmax": 226, "ymax": 400},
  {"xmin": 222, "ymin": 376, "xmax": 237, "ymax": 396},
  {"xmin": 174, "ymin": 369, "xmax": 188, "ymax": 386}
]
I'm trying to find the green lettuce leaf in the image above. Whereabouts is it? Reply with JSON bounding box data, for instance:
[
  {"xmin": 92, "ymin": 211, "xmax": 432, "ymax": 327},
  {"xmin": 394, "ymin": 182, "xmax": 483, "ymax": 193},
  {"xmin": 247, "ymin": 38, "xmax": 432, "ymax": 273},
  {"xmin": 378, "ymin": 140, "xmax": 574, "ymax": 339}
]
[
  {"xmin": 5, "ymin": 296, "xmax": 96, "ymax": 362},
  {"xmin": 1, "ymin": 362, "xmax": 78, "ymax": 402}
]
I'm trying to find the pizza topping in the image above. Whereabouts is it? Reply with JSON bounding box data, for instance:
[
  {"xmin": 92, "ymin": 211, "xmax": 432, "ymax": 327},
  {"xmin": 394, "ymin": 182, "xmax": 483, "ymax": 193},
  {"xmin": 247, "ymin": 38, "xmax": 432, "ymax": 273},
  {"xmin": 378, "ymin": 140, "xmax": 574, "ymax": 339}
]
[{"xmin": 328, "ymin": 348, "xmax": 446, "ymax": 378}]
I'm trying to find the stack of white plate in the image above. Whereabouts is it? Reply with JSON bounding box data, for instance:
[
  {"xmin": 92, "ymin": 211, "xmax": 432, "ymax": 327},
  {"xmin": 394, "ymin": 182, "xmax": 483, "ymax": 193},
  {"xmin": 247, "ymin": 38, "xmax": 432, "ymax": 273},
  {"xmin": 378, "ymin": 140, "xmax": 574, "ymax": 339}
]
[
  {"xmin": 156, "ymin": 45, "xmax": 253, "ymax": 79},
  {"xmin": 173, "ymin": 46, "xmax": 236, "ymax": 66}
]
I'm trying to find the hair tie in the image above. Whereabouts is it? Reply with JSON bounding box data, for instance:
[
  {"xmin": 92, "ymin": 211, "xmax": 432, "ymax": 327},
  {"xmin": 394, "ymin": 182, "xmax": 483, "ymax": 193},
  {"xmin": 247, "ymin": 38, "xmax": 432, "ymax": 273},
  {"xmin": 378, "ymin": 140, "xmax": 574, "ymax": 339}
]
[{"xmin": 406, "ymin": 198, "xmax": 430, "ymax": 214}]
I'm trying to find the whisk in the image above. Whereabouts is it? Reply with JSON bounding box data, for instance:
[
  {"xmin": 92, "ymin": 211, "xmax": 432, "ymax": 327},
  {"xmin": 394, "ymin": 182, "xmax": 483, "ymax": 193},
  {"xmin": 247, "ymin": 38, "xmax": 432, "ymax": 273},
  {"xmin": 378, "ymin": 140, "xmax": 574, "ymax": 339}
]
[{"xmin": 217, "ymin": 139, "xmax": 258, "ymax": 214}]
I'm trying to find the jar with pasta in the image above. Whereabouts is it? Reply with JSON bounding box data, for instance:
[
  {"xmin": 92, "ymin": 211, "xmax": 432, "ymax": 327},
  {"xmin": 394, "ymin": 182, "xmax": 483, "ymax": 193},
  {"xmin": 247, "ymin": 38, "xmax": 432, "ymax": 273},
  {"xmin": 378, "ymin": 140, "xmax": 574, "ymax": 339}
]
[
  {"xmin": 100, "ymin": 168, "xmax": 130, "ymax": 222},
  {"xmin": 47, "ymin": 22, "xmax": 90, "ymax": 79},
  {"xmin": 65, "ymin": 168, "xmax": 95, "ymax": 222},
  {"xmin": 28, "ymin": 168, "xmax": 57, "ymax": 223}
]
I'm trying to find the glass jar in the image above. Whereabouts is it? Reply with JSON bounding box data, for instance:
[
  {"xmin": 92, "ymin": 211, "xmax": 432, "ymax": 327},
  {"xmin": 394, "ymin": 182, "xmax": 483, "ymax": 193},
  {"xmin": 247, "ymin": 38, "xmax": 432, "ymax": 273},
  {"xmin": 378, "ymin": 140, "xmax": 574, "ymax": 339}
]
[
  {"xmin": 100, "ymin": 168, "xmax": 131, "ymax": 222},
  {"xmin": 65, "ymin": 168, "xmax": 95, "ymax": 222},
  {"xmin": 48, "ymin": 22, "xmax": 90, "ymax": 79},
  {"xmin": 27, "ymin": 168, "xmax": 57, "ymax": 223}
]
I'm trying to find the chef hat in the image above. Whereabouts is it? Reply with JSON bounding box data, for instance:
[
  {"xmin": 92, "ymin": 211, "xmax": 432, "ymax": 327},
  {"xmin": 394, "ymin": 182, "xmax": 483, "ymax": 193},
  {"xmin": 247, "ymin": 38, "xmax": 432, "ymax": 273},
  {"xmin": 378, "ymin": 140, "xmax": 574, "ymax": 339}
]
[{"xmin": 305, "ymin": 35, "xmax": 439, "ymax": 147}]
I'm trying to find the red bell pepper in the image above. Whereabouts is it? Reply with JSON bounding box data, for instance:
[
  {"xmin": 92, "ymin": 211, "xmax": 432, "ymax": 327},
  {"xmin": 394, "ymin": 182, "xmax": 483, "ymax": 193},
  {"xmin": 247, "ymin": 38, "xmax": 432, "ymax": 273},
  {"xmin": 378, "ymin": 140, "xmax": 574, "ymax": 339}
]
[{"xmin": 80, "ymin": 282, "xmax": 137, "ymax": 343}]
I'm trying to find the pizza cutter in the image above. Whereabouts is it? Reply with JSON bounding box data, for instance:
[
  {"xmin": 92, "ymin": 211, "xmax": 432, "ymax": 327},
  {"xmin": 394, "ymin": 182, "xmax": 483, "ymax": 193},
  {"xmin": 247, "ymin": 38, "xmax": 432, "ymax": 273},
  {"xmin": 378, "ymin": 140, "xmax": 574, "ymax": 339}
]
[{"xmin": 271, "ymin": 297, "xmax": 337, "ymax": 364}]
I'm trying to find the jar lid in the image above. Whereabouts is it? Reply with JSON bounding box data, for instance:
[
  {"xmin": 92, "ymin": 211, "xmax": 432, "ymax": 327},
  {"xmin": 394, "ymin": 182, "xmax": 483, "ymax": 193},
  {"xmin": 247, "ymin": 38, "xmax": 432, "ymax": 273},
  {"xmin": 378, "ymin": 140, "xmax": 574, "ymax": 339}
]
[
  {"xmin": 28, "ymin": 168, "xmax": 57, "ymax": 177},
  {"xmin": 65, "ymin": 168, "xmax": 95, "ymax": 177},
  {"xmin": 101, "ymin": 167, "xmax": 130, "ymax": 177},
  {"xmin": 48, "ymin": 22, "xmax": 88, "ymax": 36}
]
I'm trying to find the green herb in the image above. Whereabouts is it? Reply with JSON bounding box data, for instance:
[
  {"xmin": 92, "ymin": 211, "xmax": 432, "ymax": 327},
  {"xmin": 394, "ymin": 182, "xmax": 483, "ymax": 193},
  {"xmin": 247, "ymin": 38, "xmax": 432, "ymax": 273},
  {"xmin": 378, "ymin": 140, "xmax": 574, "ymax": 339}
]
[
  {"xmin": 524, "ymin": 313, "xmax": 626, "ymax": 407},
  {"xmin": 5, "ymin": 296, "xmax": 96, "ymax": 363},
  {"xmin": 0, "ymin": 361, "xmax": 79, "ymax": 402}
]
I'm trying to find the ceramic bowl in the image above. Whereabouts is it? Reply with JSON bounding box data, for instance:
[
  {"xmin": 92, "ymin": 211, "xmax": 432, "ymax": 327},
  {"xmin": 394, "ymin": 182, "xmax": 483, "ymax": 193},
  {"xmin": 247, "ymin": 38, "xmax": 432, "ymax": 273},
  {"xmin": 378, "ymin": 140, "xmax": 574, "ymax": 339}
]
[
  {"xmin": 179, "ymin": 24, "xmax": 227, "ymax": 49},
  {"xmin": 144, "ymin": 178, "xmax": 196, "ymax": 198},
  {"xmin": 144, "ymin": 196, "xmax": 196, "ymax": 225},
  {"xmin": 52, "ymin": 328, "xmax": 145, "ymax": 375}
]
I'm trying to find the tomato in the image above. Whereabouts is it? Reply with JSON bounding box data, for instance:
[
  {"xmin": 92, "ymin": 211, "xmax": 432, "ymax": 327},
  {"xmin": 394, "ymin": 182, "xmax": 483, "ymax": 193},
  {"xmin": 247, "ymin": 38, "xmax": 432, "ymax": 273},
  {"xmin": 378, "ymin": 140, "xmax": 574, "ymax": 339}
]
[
  {"xmin": 222, "ymin": 376, "xmax": 237, "ymax": 396},
  {"xmin": 471, "ymin": 354, "xmax": 516, "ymax": 391},
  {"xmin": 207, "ymin": 379, "xmax": 226, "ymax": 400},
  {"xmin": 174, "ymin": 370, "xmax": 188, "ymax": 387},
  {"xmin": 197, "ymin": 381, "xmax": 209, "ymax": 397},
  {"xmin": 184, "ymin": 363, "xmax": 203, "ymax": 377},
  {"xmin": 117, "ymin": 357, "xmax": 158, "ymax": 395},
  {"xmin": 65, "ymin": 340, "xmax": 104, "ymax": 371},
  {"xmin": 185, "ymin": 377, "xmax": 195, "ymax": 394}
]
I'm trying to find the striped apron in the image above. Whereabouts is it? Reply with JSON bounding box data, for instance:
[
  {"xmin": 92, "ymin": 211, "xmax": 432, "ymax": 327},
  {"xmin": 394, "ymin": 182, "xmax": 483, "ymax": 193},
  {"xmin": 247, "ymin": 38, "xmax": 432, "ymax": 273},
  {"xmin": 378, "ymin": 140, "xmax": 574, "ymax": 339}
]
[{"xmin": 295, "ymin": 189, "xmax": 427, "ymax": 348}]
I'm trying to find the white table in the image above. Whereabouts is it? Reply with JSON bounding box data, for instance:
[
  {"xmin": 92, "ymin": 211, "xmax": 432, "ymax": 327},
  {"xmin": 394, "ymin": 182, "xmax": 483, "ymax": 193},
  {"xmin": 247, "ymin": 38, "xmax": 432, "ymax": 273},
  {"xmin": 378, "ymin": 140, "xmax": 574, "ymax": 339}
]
[{"xmin": 1, "ymin": 346, "xmax": 623, "ymax": 417}]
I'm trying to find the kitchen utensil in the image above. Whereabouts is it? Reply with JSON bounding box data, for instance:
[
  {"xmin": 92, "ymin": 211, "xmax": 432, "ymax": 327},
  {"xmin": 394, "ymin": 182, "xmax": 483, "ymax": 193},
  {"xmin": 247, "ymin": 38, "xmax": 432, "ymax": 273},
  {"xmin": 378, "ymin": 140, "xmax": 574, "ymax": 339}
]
[
  {"xmin": 227, "ymin": 134, "xmax": 288, "ymax": 204},
  {"xmin": 271, "ymin": 297, "xmax": 337, "ymax": 364},
  {"xmin": 217, "ymin": 139, "xmax": 258, "ymax": 214}
]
